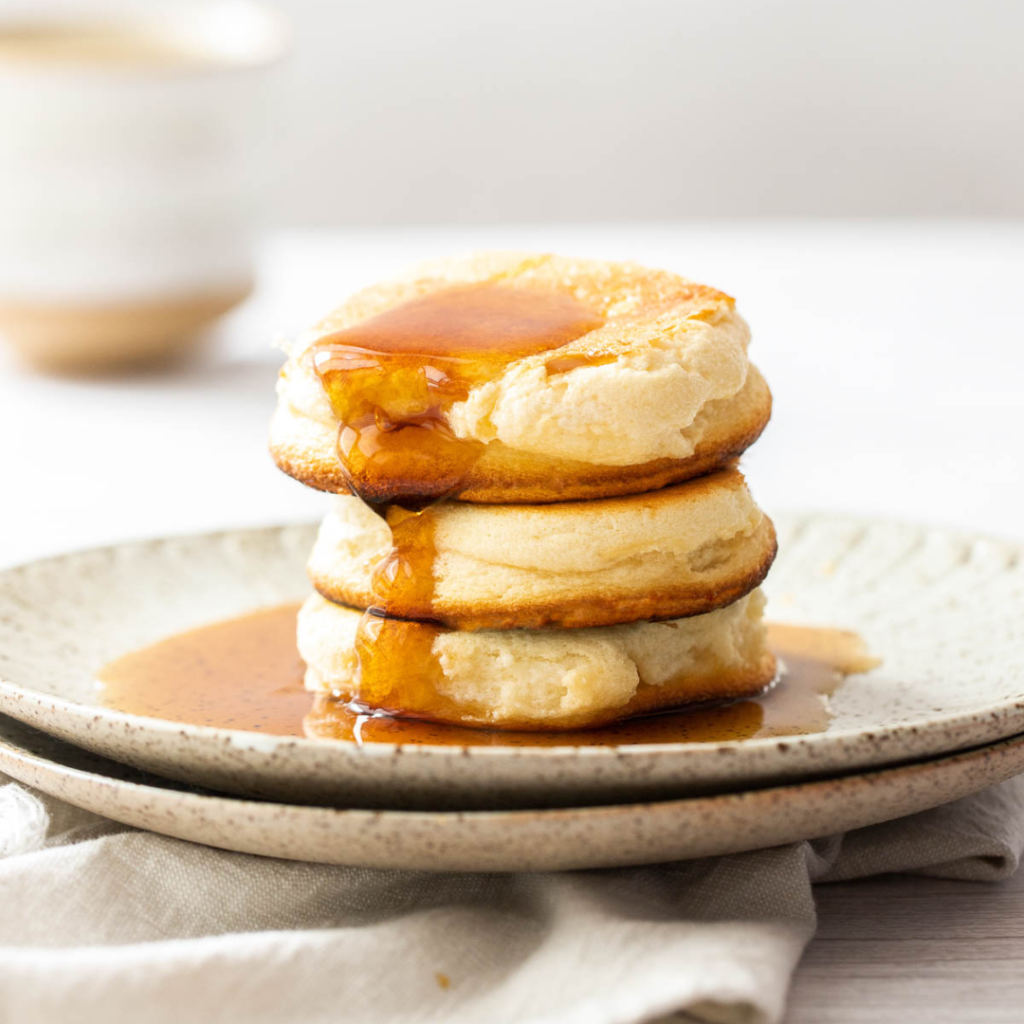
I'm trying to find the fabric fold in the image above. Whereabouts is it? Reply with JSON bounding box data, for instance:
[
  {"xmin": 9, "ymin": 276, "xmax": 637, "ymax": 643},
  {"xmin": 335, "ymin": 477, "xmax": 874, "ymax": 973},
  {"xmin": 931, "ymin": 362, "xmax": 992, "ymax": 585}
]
[{"xmin": 2, "ymin": 774, "xmax": 1023, "ymax": 1024}]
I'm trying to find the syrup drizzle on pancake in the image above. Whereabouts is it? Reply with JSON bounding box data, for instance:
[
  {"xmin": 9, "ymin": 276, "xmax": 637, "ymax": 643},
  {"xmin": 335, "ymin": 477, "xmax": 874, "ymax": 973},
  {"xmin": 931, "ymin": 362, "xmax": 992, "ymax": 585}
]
[
  {"xmin": 312, "ymin": 283, "xmax": 607, "ymax": 703},
  {"xmin": 357, "ymin": 504, "xmax": 442, "ymax": 714},
  {"xmin": 312, "ymin": 283, "xmax": 605, "ymax": 506},
  {"xmin": 97, "ymin": 605, "xmax": 879, "ymax": 747}
]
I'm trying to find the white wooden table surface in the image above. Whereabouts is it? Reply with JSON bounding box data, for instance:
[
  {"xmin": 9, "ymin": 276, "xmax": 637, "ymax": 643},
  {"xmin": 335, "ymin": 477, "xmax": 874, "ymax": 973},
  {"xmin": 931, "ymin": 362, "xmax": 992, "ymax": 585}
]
[{"xmin": 1, "ymin": 222, "xmax": 1023, "ymax": 1021}]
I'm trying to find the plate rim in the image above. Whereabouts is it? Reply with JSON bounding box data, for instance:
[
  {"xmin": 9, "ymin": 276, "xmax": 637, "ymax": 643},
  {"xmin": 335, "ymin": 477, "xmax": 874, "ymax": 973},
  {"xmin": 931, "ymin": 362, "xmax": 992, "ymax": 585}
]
[
  {"xmin": 1, "ymin": 513, "xmax": 1023, "ymax": 765},
  {"xmin": 4, "ymin": 672, "xmax": 1024, "ymax": 764},
  {"xmin": 2, "ymin": 710, "xmax": 1024, "ymax": 825}
]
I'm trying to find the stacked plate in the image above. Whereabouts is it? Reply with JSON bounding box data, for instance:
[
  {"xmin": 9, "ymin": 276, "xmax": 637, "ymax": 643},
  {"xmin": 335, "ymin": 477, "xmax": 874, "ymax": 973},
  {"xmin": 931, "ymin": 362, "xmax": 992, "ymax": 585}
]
[{"xmin": 2, "ymin": 512, "xmax": 1024, "ymax": 871}]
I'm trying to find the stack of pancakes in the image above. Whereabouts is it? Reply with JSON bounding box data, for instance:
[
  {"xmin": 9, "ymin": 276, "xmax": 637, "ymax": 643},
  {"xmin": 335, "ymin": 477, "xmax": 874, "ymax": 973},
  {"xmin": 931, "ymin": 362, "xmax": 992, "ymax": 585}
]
[{"xmin": 270, "ymin": 253, "xmax": 777, "ymax": 732}]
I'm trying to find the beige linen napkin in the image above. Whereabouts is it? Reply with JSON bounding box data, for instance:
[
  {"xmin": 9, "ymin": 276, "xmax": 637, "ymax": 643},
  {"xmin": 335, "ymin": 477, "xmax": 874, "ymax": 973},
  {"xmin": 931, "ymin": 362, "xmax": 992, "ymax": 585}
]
[{"xmin": 1, "ymin": 774, "xmax": 1023, "ymax": 1024}]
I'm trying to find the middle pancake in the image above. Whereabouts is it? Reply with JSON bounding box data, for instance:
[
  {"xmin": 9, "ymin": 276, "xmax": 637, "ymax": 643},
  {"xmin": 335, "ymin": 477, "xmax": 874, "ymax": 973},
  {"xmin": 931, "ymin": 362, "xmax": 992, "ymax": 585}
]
[{"xmin": 308, "ymin": 466, "xmax": 776, "ymax": 631}]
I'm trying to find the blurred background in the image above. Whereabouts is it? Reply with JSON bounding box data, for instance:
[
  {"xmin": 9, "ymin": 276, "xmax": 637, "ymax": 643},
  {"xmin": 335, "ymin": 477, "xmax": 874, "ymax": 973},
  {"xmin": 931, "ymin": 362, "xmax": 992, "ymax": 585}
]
[
  {"xmin": 266, "ymin": 0, "xmax": 1024, "ymax": 225},
  {"xmin": 0, "ymin": 0, "xmax": 1021, "ymax": 567}
]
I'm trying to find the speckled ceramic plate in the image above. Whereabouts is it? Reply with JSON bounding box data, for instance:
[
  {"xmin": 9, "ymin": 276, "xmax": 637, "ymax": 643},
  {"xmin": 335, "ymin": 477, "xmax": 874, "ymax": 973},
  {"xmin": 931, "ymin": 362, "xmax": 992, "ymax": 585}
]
[
  {"xmin": 2, "ymin": 713, "xmax": 1024, "ymax": 870},
  {"xmin": 1, "ymin": 516, "xmax": 1023, "ymax": 810}
]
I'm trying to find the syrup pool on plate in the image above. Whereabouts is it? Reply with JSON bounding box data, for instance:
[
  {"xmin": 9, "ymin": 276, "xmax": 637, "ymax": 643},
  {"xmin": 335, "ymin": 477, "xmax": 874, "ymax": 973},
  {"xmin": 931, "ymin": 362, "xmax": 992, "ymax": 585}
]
[{"xmin": 97, "ymin": 604, "xmax": 879, "ymax": 747}]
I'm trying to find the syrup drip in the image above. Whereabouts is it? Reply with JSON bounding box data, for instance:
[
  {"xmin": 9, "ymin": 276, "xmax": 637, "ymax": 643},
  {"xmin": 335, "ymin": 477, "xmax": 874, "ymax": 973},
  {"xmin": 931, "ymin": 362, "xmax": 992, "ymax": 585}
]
[
  {"xmin": 351, "ymin": 614, "xmax": 444, "ymax": 715},
  {"xmin": 315, "ymin": 283, "xmax": 606, "ymax": 695},
  {"xmin": 543, "ymin": 352, "xmax": 617, "ymax": 375},
  {"xmin": 97, "ymin": 605, "xmax": 879, "ymax": 747},
  {"xmin": 354, "ymin": 504, "xmax": 443, "ymax": 711},
  {"xmin": 367, "ymin": 504, "xmax": 439, "ymax": 616},
  {"xmin": 312, "ymin": 283, "xmax": 605, "ymax": 505}
]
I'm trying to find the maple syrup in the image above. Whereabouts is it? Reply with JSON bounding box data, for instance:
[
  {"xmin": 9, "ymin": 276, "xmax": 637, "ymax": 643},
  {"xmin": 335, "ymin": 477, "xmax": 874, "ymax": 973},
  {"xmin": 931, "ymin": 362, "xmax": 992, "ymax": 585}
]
[
  {"xmin": 97, "ymin": 604, "xmax": 309, "ymax": 736},
  {"xmin": 354, "ymin": 504, "xmax": 443, "ymax": 708},
  {"xmin": 543, "ymin": 352, "xmax": 617, "ymax": 375},
  {"xmin": 367, "ymin": 504, "xmax": 439, "ymax": 615},
  {"xmin": 314, "ymin": 283, "xmax": 607, "ymax": 687},
  {"xmin": 97, "ymin": 605, "xmax": 879, "ymax": 747},
  {"xmin": 312, "ymin": 283, "xmax": 605, "ymax": 505}
]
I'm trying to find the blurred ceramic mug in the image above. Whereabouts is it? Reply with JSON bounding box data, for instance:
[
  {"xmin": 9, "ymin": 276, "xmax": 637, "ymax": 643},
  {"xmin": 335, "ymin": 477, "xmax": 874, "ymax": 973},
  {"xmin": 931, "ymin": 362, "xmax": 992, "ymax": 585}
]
[{"xmin": 0, "ymin": 0, "xmax": 286, "ymax": 371}]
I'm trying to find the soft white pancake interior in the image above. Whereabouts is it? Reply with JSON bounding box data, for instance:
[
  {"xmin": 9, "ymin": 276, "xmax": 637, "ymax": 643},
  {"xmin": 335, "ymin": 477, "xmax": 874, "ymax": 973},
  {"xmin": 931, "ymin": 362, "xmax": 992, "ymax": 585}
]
[
  {"xmin": 275, "ymin": 252, "xmax": 752, "ymax": 468},
  {"xmin": 308, "ymin": 475, "xmax": 767, "ymax": 617}
]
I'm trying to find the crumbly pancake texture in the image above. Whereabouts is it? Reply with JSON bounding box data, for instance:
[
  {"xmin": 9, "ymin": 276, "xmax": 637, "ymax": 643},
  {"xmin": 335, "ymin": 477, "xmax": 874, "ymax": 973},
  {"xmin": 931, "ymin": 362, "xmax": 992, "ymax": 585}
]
[
  {"xmin": 270, "ymin": 252, "xmax": 771, "ymax": 504},
  {"xmin": 308, "ymin": 467, "xmax": 776, "ymax": 630},
  {"xmin": 297, "ymin": 589, "xmax": 775, "ymax": 731}
]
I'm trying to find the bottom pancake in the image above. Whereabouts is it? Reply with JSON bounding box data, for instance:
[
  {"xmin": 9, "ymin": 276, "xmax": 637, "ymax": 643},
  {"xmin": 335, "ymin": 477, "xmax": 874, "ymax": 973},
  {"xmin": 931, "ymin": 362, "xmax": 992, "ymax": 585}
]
[{"xmin": 297, "ymin": 589, "xmax": 775, "ymax": 731}]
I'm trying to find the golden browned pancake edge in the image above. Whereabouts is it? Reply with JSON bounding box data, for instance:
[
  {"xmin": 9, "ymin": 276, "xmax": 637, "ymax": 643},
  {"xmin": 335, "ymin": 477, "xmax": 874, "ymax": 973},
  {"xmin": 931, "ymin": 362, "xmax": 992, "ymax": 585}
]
[
  {"xmin": 310, "ymin": 513, "xmax": 776, "ymax": 630},
  {"xmin": 298, "ymin": 589, "xmax": 777, "ymax": 731},
  {"xmin": 305, "ymin": 656, "xmax": 778, "ymax": 733},
  {"xmin": 270, "ymin": 363, "xmax": 771, "ymax": 505}
]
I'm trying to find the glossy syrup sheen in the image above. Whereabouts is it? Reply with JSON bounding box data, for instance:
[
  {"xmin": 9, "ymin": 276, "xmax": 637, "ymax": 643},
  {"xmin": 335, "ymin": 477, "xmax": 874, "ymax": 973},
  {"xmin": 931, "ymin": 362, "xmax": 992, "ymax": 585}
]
[
  {"xmin": 97, "ymin": 605, "xmax": 879, "ymax": 747},
  {"xmin": 97, "ymin": 605, "xmax": 311, "ymax": 735},
  {"xmin": 312, "ymin": 283, "xmax": 605, "ymax": 505},
  {"xmin": 314, "ymin": 284, "xmax": 607, "ymax": 688},
  {"xmin": 354, "ymin": 505, "xmax": 442, "ymax": 711},
  {"xmin": 368, "ymin": 504, "xmax": 439, "ymax": 615}
]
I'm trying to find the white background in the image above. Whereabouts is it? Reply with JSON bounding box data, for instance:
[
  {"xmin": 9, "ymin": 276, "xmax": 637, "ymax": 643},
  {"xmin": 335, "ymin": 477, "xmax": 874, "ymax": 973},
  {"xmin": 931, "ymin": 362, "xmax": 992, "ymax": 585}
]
[
  {"xmin": 263, "ymin": 0, "xmax": 1024, "ymax": 224},
  {"xmin": 1, "ymin": 221, "xmax": 1021, "ymax": 569},
  {"xmin": 0, "ymin": 1, "xmax": 1022, "ymax": 564}
]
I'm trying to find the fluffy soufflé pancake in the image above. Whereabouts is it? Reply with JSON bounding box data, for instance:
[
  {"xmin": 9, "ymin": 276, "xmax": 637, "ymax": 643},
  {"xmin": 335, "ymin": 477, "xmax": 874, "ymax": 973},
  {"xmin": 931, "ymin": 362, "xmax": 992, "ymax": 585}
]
[
  {"xmin": 272, "ymin": 251, "xmax": 780, "ymax": 734},
  {"xmin": 307, "ymin": 466, "xmax": 776, "ymax": 630},
  {"xmin": 270, "ymin": 252, "xmax": 771, "ymax": 505},
  {"xmin": 298, "ymin": 589, "xmax": 776, "ymax": 731}
]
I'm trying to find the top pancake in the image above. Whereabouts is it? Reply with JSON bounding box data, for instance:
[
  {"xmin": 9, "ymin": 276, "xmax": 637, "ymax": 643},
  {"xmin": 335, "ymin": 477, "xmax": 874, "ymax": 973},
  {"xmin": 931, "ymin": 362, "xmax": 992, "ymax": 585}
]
[{"xmin": 271, "ymin": 252, "xmax": 771, "ymax": 504}]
